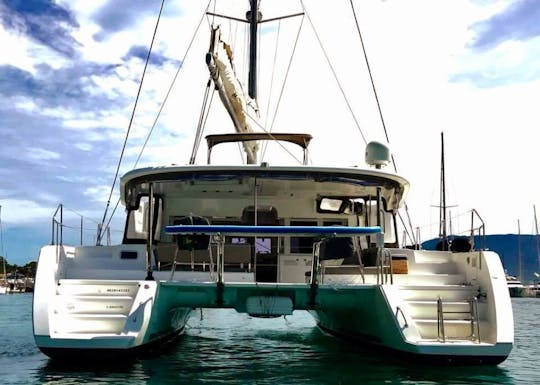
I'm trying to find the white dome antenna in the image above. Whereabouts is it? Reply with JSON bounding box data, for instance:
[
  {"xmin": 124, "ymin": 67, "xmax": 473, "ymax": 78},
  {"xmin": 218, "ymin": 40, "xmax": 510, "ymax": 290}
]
[{"xmin": 365, "ymin": 141, "xmax": 390, "ymax": 169}]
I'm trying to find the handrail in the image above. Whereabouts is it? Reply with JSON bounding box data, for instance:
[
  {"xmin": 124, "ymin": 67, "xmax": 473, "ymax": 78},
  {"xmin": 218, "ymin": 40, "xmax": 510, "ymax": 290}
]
[
  {"xmin": 471, "ymin": 297, "xmax": 481, "ymax": 343},
  {"xmin": 50, "ymin": 203, "xmax": 108, "ymax": 247},
  {"xmin": 411, "ymin": 209, "xmax": 485, "ymax": 250},
  {"xmin": 395, "ymin": 306, "xmax": 408, "ymax": 328},
  {"xmin": 470, "ymin": 209, "xmax": 486, "ymax": 250},
  {"xmin": 437, "ymin": 296, "xmax": 445, "ymax": 342},
  {"xmin": 51, "ymin": 204, "xmax": 63, "ymax": 245},
  {"xmin": 165, "ymin": 225, "xmax": 390, "ymax": 285}
]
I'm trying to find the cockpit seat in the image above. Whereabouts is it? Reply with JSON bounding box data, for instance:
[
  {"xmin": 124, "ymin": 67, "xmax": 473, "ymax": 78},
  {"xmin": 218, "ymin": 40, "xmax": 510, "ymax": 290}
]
[{"xmin": 173, "ymin": 215, "xmax": 210, "ymax": 250}]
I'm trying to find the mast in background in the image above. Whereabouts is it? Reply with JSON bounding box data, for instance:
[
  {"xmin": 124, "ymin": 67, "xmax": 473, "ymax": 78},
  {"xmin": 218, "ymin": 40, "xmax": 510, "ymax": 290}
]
[
  {"xmin": 439, "ymin": 132, "xmax": 448, "ymax": 250},
  {"xmin": 534, "ymin": 205, "xmax": 539, "ymax": 274},
  {"xmin": 518, "ymin": 219, "xmax": 522, "ymax": 283}
]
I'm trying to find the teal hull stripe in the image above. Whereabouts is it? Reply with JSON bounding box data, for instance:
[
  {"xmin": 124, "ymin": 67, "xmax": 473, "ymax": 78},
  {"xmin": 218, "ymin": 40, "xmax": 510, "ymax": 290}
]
[{"xmin": 165, "ymin": 225, "xmax": 381, "ymax": 236}]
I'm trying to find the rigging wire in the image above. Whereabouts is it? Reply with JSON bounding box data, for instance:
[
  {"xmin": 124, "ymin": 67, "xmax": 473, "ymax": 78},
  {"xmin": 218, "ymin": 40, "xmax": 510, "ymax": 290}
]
[
  {"xmin": 300, "ymin": 0, "xmax": 368, "ymax": 146},
  {"xmin": 350, "ymin": 0, "xmax": 389, "ymax": 145},
  {"xmin": 101, "ymin": 1, "xmax": 212, "ymax": 236},
  {"xmin": 190, "ymin": 78, "xmax": 214, "ymax": 164},
  {"xmin": 246, "ymin": 111, "xmax": 303, "ymax": 164},
  {"xmin": 260, "ymin": 15, "xmax": 305, "ymax": 163},
  {"xmin": 134, "ymin": 3, "xmax": 211, "ymax": 168},
  {"xmin": 96, "ymin": 0, "xmax": 166, "ymax": 245},
  {"xmin": 350, "ymin": 0, "xmax": 417, "ymax": 246},
  {"xmin": 260, "ymin": 19, "xmax": 282, "ymax": 159},
  {"xmin": 189, "ymin": 77, "xmax": 214, "ymax": 164},
  {"xmin": 263, "ymin": 19, "xmax": 281, "ymax": 130}
]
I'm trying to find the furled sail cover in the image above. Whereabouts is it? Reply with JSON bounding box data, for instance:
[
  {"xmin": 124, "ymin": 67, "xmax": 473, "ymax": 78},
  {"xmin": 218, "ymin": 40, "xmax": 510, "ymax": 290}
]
[{"xmin": 207, "ymin": 26, "xmax": 259, "ymax": 164}]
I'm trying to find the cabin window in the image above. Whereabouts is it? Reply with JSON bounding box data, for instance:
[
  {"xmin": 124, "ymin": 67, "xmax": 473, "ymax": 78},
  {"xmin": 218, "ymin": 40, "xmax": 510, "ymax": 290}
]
[
  {"xmin": 255, "ymin": 238, "xmax": 272, "ymax": 254},
  {"xmin": 123, "ymin": 195, "xmax": 162, "ymax": 244},
  {"xmin": 317, "ymin": 197, "xmax": 351, "ymax": 213},
  {"xmin": 364, "ymin": 199, "xmax": 396, "ymax": 245}
]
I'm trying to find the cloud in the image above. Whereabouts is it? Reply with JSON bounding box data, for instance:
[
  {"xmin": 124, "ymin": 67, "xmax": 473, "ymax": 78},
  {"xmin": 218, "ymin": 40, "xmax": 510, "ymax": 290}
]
[
  {"xmin": 0, "ymin": 62, "xmax": 128, "ymax": 117},
  {"xmin": 124, "ymin": 45, "xmax": 176, "ymax": 67},
  {"xmin": 0, "ymin": 0, "xmax": 80, "ymax": 57},
  {"xmin": 0, "ymin": 102, "xmax": 126, "ymax": 215},
  {"xmin": 27, "ymin": 148, "xmax": 61, "ymax": 161},
  {"xmin": 451, "ymin": 36, "xmax": 540, "ymax": 88},
  {"xmin": 450, "ymin": 1, "xmax": 540, "ymax": 88},
  {"xmin": 469, "ymin": 0, "xmax": 540, "ymax": 51},
  {"xmin": 91, "ymin": 0, "xmax": 183, "ymax": 42}
]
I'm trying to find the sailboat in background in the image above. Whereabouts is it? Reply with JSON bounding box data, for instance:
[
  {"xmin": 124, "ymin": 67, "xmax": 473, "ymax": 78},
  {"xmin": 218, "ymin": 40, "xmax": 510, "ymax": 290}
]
[
  {"xmin": 434, "ymin": 132, "xmax": 472, "ymax": 253},
  {"xmin": 0, "ymin": 205, "xmax": 8, "ymax": 295},
  {"xmin": 32, "ymin": 1, "xmax": 513, "ymax": 364},
  {"xmin": 506, "ymin": 220, "xmax": 525, "ymax": 297},
  {"xmin": 524, "ymin": 206, "xmax": 540, "ymax": 296},
  {"xmin": 0, "ymin": 259, "xmax": 7, "ymax": 295}
]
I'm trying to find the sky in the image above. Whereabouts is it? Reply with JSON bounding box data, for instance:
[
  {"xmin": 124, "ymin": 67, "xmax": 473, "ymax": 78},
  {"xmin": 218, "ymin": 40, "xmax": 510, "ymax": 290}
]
[{"xmin": 1, "ymin": 0, "xmax": 540, "ymax": 265}]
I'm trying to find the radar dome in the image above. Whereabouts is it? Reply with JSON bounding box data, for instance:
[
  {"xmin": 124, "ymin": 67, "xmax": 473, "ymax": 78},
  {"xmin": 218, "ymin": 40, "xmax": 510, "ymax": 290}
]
[{"xmin": 365, "ymin": 141, "xmax": 390, "ymax": 169}]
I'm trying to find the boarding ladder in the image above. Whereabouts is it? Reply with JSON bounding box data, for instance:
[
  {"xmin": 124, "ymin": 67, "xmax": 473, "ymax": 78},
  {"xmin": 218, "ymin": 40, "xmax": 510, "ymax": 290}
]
[{"xmin": 437, "ymin": 296, "xmax": 481, "ymax": 343}]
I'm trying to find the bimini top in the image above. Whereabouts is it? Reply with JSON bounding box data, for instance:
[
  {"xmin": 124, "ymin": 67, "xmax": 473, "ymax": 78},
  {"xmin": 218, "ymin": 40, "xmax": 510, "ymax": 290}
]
[
  {"xmin": 205, "ymin": 132, "xmax": 313, "ymax": 165},
  {"xmin": 206, "ymin": 132, "xmax": 313, "ymax": 149}
]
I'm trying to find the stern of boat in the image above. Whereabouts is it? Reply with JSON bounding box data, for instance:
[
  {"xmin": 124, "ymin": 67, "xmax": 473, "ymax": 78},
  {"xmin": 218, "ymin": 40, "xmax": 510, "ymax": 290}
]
[
  {"xmin": 314, "ymin": 248, "xmax": 513, "ymax": 364},
  {"xmin": 32, "ymin": 244, "xmax": 190, "ymax": 358}
]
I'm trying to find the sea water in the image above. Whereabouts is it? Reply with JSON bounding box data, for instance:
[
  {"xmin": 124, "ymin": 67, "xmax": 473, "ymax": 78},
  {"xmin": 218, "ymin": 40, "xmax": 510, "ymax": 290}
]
[{"xmin": 0, "ymin": 294, "xmax": 538, "ymax": 384}]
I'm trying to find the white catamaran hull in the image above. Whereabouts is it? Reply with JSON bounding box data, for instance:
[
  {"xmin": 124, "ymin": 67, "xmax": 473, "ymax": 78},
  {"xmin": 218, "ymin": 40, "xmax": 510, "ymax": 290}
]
[
  {"xmin": 33, "ymin": 245, "xmax": 193, "ymax": 358},
  {"xmin": 311, "ymin": 248, "xmax": 513, "ymax": 364},
  {"xmin": 34, "ymin": 239, "xmax": 513, "ymax": 364}
]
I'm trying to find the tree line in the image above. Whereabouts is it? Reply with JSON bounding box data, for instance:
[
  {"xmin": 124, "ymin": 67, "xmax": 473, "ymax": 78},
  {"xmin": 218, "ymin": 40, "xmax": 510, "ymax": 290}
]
[{"xmin": 1, "ymin": 256, "xmax": 37, "ymax": 278}]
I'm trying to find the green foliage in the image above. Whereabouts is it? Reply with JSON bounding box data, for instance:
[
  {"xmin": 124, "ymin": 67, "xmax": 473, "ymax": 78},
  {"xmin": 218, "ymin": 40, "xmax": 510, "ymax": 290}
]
[{"xmin": 0, "ymin": 256, "xmax": 37, "ymax": 277}]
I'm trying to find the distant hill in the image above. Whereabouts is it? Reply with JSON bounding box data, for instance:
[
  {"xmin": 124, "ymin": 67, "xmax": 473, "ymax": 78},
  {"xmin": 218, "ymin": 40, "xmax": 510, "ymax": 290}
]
[{"xmin": 422, "ymin": 234, "xmax": 539, "ymax": 284}]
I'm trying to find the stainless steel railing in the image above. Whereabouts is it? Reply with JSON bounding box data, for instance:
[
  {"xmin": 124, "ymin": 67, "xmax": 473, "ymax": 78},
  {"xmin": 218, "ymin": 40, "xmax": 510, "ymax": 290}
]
[
  {"xmin": 51, "ymin": 203, "xmax": 109, "ymax": 246},
  {"xmin": 437, "ymin": 296, "xmax": 481, "ymax": 343}
]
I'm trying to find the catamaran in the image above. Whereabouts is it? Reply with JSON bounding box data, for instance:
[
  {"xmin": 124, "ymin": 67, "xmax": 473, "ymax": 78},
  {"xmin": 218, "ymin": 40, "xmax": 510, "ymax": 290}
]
[{"xmin": 33, "ymin": 1, "xmax": 513, "ymax": 364}]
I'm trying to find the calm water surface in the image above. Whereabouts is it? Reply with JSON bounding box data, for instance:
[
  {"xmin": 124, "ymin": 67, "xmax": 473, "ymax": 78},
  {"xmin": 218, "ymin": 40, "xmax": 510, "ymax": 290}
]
[{"xmin": 0, "ymin": 294, "xmax": 538, "ymax": 384}]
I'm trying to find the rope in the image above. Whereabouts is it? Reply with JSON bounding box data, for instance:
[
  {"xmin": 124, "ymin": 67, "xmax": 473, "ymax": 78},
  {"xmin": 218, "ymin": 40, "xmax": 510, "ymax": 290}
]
[
  {"xmin": 301, "ymin": 0, "xmax": 368, "ymax": 146},
  {"xmin": 96, "ymin": 0, "xmax": 166, "ymax": 245}
]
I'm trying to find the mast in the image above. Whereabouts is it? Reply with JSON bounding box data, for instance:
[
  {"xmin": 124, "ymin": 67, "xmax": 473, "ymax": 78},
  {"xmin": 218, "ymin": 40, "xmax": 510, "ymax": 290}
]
[
  {"xmin": 518, "ymin": 219, "xmax": 522, "ymax": 282},
  {"xmin": 248, "ymin": 0, "xmax": 259, "ymax": 100},
  {"xmin": 204, "ymin": 3, "xmax": 302, "ymax": 165},
  {"xmin": 439, "ymin": 132, "xmax": 448, "ymax": 250}
]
